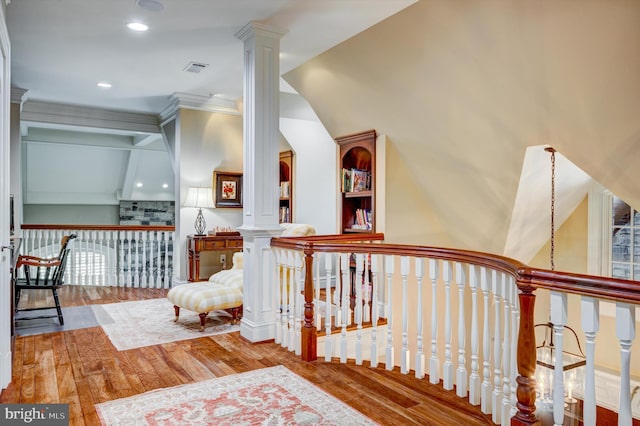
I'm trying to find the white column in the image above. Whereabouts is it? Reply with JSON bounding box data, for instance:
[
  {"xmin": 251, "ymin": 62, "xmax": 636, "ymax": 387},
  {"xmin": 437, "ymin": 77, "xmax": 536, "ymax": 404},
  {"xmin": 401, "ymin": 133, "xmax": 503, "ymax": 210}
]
[{"xmin": 236, "ymin": 22, "xmax": 288, "ymax": 343}]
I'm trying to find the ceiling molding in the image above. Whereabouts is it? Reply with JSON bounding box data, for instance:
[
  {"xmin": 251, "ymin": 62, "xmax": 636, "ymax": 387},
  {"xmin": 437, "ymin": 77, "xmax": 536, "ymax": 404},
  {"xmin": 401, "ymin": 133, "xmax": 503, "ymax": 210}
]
[
  {"xmin": 11, "ymin": 86, "xmax": 28, "ymax": 109},
  {"xmin": 21, "ymin": 100, "xmax": 161, "ymax": 134},
  {"xmin": 160, "ymin": 92, "xmax": 240, "ymax": 121}
]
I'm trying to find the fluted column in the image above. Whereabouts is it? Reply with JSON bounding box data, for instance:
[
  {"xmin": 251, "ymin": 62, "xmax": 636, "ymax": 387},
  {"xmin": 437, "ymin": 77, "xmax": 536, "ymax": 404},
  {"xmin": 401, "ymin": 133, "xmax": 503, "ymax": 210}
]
[{"xmin": 235, "ymin": 22, "xmax": 288, "ymax": 342}]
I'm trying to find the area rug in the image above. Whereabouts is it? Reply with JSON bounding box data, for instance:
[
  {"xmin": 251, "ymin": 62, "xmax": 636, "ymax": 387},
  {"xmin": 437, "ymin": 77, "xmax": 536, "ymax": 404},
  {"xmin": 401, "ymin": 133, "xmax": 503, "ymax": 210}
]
[
  {"xmin": 95, "ymin": 365, "xmax": 378, "ymax": 425},
  {"xmin": 15, "ymin": 305, "xmax": 100, "ymax": 337},
  {"xmin": 92, "ymin": 298, "xmax": 240, "ymax": 351}
]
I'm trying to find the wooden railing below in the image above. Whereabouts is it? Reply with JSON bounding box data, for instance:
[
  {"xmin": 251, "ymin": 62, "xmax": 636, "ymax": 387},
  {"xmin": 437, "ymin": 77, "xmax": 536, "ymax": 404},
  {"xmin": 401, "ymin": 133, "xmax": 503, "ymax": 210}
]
[{"xmin": 270, "ymin": 236, "xmax": 640, "ymax": 426}]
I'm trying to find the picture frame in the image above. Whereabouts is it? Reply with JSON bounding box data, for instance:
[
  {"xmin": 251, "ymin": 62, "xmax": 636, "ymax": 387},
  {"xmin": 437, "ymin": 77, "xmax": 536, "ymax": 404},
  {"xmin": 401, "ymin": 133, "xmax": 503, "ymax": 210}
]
[{"xmin": 213, "ymin": 171, "xmax": 243, "ymax": 208}]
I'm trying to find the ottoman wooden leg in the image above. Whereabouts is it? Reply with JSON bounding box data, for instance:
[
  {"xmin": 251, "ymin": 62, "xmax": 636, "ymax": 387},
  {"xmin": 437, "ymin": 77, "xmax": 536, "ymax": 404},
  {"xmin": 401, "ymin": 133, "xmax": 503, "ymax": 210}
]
[
  {"xmin": 173, "ymin": 305, "xmax": 180, "ymax": 322},
  {"xmin": 227, "ymin": 306, "xmax": 242, "ymax": 324},
  {"xmin": 198, "ymin": 312, "xmax": 208, "ymax": 331}
]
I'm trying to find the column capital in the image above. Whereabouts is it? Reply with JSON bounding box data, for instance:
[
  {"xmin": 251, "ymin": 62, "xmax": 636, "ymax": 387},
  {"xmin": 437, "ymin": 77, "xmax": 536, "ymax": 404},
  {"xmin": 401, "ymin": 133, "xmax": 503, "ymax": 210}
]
[{"xmin": 235, "ymin": 21, "xmax": 288, "ymax": 42}]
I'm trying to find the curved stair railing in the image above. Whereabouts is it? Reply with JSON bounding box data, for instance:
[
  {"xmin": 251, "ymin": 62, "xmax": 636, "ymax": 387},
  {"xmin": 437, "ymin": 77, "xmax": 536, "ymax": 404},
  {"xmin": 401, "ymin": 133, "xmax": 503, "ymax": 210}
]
[{"xmin": 271, "ymin": 234, "xmax": 640, "ymax": 426}]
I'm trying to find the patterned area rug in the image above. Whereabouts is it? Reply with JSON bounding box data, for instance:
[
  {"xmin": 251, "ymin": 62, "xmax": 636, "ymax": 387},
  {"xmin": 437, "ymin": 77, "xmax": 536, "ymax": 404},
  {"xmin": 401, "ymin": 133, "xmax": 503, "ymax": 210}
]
[
  {"xmin": 92, "ymin": 298, "xmax": 240, "ymax": 351},
  {"xmin": 95, "ymin": 365, "xmax": 377, "ymax": 425}
]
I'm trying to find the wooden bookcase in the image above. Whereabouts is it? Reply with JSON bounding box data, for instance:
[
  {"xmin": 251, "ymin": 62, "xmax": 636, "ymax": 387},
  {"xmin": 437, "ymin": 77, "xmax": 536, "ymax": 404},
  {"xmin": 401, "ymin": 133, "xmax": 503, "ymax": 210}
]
[
  {"xmin": 335, "ymin": 130, "xmax": 376, "ymax": 233},
  {"xmin": 279, "ymin": 150, "xmax": 293, "ymax": 223}
]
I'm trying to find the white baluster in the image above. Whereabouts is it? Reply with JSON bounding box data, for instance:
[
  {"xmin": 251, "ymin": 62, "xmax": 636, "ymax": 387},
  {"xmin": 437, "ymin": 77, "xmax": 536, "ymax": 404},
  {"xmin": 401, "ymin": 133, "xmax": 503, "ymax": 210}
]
[
  {"xmin": 324, "ymin": 252, "xmax": 333, "ymax": 362},
  {"xmin": 385, "ymin": 255, "xmax": 394, "ymax": 370},
  {"xmin": 415, "ymin": 257, "xmax": 425, "ymax": 379},
  {"xmin": 616, "ymin": 302, "xmax": 636, "ymax": 426},
  {"xmin": 456, "ymin": 262, "xmax": 468, "ymax": 397},
  {"xmin": 288, "ymin": 250, "xmax": 296, "ymax": 352},
  {"xmin": 581, "ymin": 297, "xmax": 599, "ymax": 426},
  {"xmin": 429, "ymin": 258, "xmax": 440, "ymax": 384},
  {"xmin": 443, "ymin": 260, "xmax": 454, "ymax": 390},
  {"xmin": 140, "ymin": 231, "xmax": 148, "ymax": 287},
  {"xmin": 340, "ymin": 253, "xmax": 350, "ymax": 363},
  {"xmin": 481, "ymin": 267, "xmax": 492, "ymax": 414},
  {"xmin": 363, "ymin": 255, "xmax": 371, "ymax": 324},
  {"xmin": 550, "ymin": 291, "xmax": 567, "ymax": 426},
  {"xmin": 133, "ymin": 231, "xmax": 140, "ymax": 288},
  {"xmin": 370, "ymin": 254, "xmax": 380, "ymax": 368},
  {"xmin": 492, "ymin": 270, "xmax": 503, "ymax": 424},
  {"xmin": 399, "ymin": 256, "xmax": 410, "ymax": 374},
  {"xmin": 118, "ymin": 231, "xmax": 125, "ymax": 286},
  {"xmin": 153, "ymin": 231, "xmax": 161, "ymax": 288},
  {"xmin": 355, "ymin": 253, "xmax": 364, "ymax": 365},
  {"xmin": 510, "ymin": 276, "xmax": 519, "ymax": 418},
  {"xmin": 469, "ymin": 265, "xmax": 480, "ymax": 405},
  {"xmin": 294, "ymin": 252, "xmax": 303, "ymax": 356},
  {"xmin": 501, "ymin": 273, "xmax": 512, "ymax": 426}
]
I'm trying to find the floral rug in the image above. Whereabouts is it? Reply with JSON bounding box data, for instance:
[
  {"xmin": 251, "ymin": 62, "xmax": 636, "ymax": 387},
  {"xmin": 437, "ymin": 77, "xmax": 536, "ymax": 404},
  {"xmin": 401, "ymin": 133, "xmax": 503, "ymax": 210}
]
[
  {"xmin": 92, "ymin": 298, "xmax": 240, "ymax": 351},
  {"xmin": 95, "ymin": 365, "xmax": 377, "ymax": 425}
]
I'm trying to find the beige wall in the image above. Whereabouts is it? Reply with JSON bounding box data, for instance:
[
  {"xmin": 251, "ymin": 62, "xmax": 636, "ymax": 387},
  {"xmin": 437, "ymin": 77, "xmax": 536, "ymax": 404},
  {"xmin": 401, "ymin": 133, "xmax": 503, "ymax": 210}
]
[{"xmin": 284, "ymin": 0, "xmax": 640, "ymax": 254}]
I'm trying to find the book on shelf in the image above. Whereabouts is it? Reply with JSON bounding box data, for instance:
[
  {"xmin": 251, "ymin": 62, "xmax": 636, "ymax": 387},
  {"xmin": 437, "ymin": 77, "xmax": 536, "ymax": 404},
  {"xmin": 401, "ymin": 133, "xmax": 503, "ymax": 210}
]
[
  {"xmin": 280, "ymin": 181, "xmax": 290, "ymax": 198},
  {"xmin": 351, "ymin": 208, "xmax": 372, "ymax": 230},
  {"xmin": 341, "ymin": 168, "xmax": 371, "ymax": 193},
  {"xmin": 279, "ymin": 206, "xmax": 290, "ymax": 223}
]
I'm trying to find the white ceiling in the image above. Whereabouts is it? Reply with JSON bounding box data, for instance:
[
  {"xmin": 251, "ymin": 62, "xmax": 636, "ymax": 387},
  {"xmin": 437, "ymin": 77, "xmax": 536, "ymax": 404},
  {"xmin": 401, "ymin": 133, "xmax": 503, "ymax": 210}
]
[
  {"xmin": 7, "ymin": 0, "xmax": 416, "ymax": 206},
  {"xmin": 7, "ymin": 0, "xmax": 415, "ymax": 113}
]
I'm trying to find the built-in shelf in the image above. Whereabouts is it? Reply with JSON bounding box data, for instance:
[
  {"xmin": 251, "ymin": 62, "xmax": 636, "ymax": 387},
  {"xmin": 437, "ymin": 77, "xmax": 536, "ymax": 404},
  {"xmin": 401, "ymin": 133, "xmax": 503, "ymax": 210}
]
[{"xmin": 335, "ymin": 130, "xmax": 376, "ymax": 234}]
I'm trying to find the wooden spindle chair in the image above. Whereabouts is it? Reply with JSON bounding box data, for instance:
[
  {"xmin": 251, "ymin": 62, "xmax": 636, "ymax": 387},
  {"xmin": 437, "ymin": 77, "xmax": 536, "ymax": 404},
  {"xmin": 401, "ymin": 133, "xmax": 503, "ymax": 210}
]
[{"xmin": 14, "ymin": 234, "xmax": 77, "ymax": 325}]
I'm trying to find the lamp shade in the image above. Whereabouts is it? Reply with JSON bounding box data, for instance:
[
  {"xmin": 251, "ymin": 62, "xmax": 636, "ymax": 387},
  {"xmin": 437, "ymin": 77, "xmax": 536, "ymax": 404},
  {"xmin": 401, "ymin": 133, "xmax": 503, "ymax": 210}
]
[{"xmin": 184, "ymin": 187, "xmax": 214, "ymax": 208}]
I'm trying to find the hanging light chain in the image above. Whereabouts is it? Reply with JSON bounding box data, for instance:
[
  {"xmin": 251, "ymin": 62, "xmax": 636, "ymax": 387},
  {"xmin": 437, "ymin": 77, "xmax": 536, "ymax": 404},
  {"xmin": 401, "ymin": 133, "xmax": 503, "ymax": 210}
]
[{"xmin": 545, "ymin": 147, "xmax": 556, "ymax": 271}]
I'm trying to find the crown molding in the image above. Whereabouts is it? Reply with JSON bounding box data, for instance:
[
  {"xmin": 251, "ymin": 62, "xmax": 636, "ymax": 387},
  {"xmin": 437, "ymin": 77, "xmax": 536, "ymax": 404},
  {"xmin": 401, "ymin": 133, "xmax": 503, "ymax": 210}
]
[
  {"xmin": 11, "ymin": 87, "xmax": 28, "ymax": 109},
  {"xmin": 21, "ymin": 100, "xmax": 161, "ymax": 134},
  {"xmin": 160, "ymin": 92, "xmax": 240, "ymax": 121}
]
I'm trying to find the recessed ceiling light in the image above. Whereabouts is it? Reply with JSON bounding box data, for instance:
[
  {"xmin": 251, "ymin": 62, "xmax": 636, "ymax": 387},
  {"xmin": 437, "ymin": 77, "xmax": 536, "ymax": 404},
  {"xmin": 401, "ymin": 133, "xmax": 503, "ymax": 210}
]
[
  {"xmin": 162, "ymin": 183, "xmax": 168, "ymax": 189},
  {"xmin": 97, "ymin": 82, "xmax": 112, "ymax": 88},
  {"xmin": 127, "ymin": 22, "xmax": 149, "ymax": 32},
  {"xmin": 136, "ymin": 0, "xmax": 165, "ymax": 12},
  {"xmin": 136, "ymin": 182, "xmax": 143, "ymax": 188}
]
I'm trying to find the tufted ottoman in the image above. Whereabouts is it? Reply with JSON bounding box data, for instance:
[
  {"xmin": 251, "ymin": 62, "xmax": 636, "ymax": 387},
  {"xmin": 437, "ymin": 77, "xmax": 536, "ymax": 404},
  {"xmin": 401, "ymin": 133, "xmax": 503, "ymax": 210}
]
[{"xmin": 167, "ymin": 267, "xmax": 244, "ymax": 331}]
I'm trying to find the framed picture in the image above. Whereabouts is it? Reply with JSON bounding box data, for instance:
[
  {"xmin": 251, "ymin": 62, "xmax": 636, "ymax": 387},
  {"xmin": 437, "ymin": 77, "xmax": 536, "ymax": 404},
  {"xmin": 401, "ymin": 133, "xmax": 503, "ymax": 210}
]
[{"xmin": 213, "ymin": 171, "xmax": 243, "ymax": 208}]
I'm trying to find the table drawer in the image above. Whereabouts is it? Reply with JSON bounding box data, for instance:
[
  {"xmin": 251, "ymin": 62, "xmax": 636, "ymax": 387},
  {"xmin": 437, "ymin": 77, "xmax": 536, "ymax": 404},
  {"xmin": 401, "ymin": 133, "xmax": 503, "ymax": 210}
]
[
  {"xmin": 227, "ymin": 239, "xmax": 243, "ymax": 248},
  {"xmin": 201, "ymin": 240, "xmax": 226, "ymax": 250}
]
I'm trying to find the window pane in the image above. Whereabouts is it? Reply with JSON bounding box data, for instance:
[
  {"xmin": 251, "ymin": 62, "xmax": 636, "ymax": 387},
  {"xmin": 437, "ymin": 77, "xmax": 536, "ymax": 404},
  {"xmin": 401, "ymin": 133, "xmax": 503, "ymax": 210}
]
[
  {"xmin": 634, "ymin": 265, "xmax": 640, "ymax": 281},
  {"xmin": 612, "ymin": 262, "xmax": 630, "ymax": 279},
  {"xmin": 612, "ymin": 197, "xmax": 631, "ymax": 226},
  {"xmin": 612, "ymin": 227, "xmax": 631, "ymax": 261},
  {"xmin": 635, "ymin": 210, "xmax": 640, "ymax": 226},
  {"xmin": 635, "ymin": 233, "xmax": 640, "ymax": 264}
]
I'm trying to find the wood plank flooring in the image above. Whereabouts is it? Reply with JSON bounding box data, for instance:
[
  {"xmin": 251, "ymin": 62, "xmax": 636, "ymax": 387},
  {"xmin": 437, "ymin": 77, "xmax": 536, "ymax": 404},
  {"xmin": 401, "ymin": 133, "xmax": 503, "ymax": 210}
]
[{"xmin": 1, "ymin": 285, "xmax": 493, "ymax": 426}]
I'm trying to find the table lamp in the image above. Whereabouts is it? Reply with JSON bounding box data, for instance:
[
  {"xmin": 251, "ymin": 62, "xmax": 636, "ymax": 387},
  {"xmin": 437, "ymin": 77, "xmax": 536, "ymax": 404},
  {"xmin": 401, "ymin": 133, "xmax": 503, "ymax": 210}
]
[{"xmin": 184, "ymin": 187, "xmax": 214, "ymax": 235}]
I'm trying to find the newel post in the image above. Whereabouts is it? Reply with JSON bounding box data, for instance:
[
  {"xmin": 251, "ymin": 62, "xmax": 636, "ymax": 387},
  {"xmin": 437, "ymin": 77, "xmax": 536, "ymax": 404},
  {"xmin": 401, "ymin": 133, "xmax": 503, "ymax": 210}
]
[
  {"xmin": 301, "ymin": 245, "xmax": 317, "ymax": 361},
  {"xmin": 511, "ymin": 278, "xmax": 540, "ymax": 426}
]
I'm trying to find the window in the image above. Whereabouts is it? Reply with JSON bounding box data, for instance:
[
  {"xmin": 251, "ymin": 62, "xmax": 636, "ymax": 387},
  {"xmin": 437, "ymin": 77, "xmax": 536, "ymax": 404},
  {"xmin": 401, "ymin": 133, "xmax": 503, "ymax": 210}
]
[{"xmin": 610, "ymin": 196, "xmax": 640, "ymax": 280}]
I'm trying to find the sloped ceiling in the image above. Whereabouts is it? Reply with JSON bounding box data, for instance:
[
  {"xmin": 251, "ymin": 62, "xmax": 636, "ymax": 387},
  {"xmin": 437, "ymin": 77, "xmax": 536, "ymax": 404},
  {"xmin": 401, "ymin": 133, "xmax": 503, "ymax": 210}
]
[{"xmin": 283, "ymin": 0, "xmax": 640, "ymax": 256}]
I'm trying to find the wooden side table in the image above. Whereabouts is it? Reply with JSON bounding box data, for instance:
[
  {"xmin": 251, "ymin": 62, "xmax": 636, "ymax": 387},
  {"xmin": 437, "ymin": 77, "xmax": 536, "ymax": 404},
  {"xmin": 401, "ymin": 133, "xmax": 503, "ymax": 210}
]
[{"xmin": 187, "ymin": 234, "xmax": 243, "ymax": 281}]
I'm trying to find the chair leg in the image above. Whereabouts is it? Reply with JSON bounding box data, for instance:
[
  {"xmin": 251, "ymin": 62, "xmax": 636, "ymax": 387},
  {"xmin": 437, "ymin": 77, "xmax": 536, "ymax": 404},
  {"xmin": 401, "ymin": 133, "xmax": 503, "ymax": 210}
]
[
  {"xmin": 52, "ymin": 289, "xmax": 64, "ymax": 325},
  {"xmin": 198, "ymin": 312, "xmax": 208, "ymax": 332},
  {"xmin": 173, "ymin": 305, "xmax": 180, "ymax": 322},
  {"xmin": 14, "ymin": 288, "xmax": 21, "ymax": 312}
]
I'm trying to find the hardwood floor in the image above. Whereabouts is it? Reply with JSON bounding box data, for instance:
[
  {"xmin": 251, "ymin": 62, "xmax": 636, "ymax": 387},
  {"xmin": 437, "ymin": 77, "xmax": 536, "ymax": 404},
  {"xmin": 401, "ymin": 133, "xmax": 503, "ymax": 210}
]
[{"xmin": 1, "ymin": 285, "xmax": 493, "ymax": 425}]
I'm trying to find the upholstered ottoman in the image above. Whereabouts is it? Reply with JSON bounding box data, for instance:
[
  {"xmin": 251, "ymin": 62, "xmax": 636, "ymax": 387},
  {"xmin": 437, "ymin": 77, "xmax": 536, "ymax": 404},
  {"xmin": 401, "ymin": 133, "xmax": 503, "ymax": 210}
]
[{"xmin": 167, "ymin": 267, "xmax": 244, "ymax": 331}]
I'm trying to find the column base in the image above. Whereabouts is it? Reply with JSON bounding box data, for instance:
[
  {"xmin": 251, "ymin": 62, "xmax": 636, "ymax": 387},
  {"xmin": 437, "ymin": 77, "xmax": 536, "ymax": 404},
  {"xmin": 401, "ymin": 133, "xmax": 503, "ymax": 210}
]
[{"xmin": 240, "ymin": 317, "xmax": 276, "ymax": 343}]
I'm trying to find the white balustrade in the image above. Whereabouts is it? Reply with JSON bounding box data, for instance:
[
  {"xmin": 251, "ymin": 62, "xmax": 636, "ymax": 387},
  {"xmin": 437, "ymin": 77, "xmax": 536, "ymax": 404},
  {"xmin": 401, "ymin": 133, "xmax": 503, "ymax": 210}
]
[
  {"xmin": 19, "ymin": 227, "xmax": 174, "ymax": 288},
  {"xmin": 266, "ymin": 238, "xmax": 640, "ymax": 426}
]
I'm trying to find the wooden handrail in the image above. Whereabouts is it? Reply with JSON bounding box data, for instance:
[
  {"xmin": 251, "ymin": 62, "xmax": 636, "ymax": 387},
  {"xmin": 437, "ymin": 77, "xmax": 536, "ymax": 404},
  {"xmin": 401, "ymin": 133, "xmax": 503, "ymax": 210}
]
[
  {"xmin": 21, "ymin": 224, "xmax": 175, "ymax": 231},
  {"xmin": 272, "ymin": 235, "xmax": 640, "ymax": 425}
]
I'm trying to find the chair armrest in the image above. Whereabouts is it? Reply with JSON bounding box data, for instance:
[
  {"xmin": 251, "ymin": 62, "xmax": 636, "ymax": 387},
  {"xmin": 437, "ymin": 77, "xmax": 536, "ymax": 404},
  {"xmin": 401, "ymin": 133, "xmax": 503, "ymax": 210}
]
[{"xmin": 16, "ymin": 255, "xmax": 62, "ymax": 268}]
